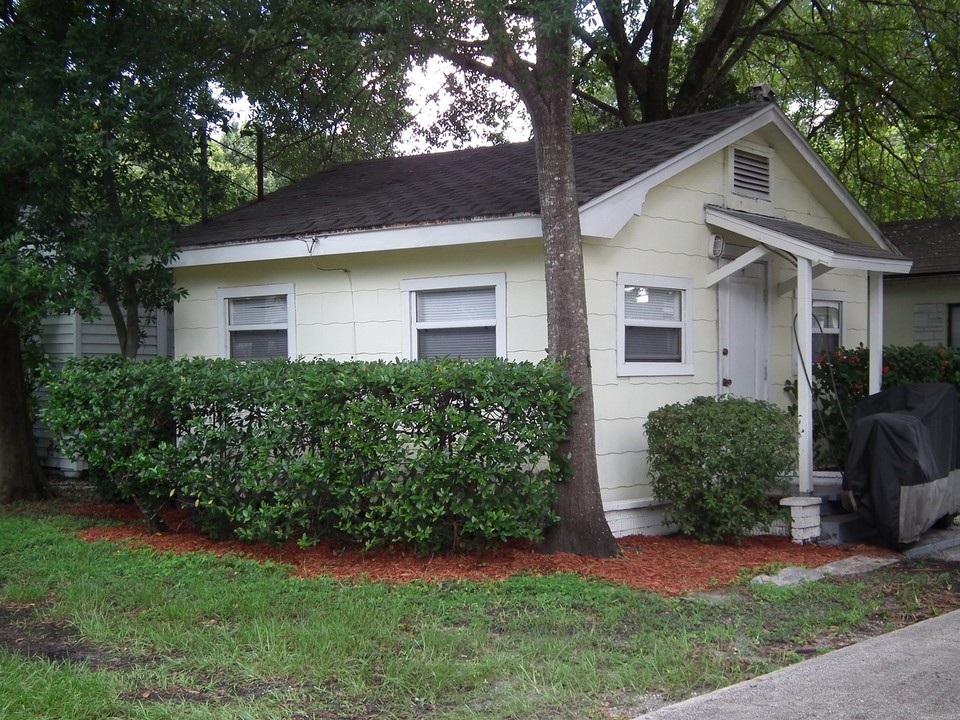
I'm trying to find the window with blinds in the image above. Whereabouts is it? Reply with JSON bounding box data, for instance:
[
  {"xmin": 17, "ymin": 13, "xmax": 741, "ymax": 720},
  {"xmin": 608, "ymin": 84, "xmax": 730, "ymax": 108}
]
[
  {"xmin": 618, "ymin": 273, "xmax": 693, "ymax": 376},
  {"xmin": 223, "ymin": 292, "xmax": 290, "ymax": 360},
  {"xmin": 415, "ymin": 286, "xmax": 497, "ymax": 359},
  {"xmin": 623, "ymin": 286, "xmax": 682, "ymax": 362}
]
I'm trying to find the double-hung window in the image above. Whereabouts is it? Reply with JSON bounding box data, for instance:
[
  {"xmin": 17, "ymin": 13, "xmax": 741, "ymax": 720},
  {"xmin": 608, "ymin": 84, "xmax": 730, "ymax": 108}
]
[
  {"xmin": 617, "ymin": 273, "xmax": 693, "ymax": 376},
  {"xmin": 401, "ymin": 274, "xmax": 506, "ymax": 360},
  {"xmin": 217, "ymin": 284, "xmax": 296, "ymax": 360},
  {"xmin": 812, "ymin": 299, "xmax": 842, "ymax": 354}
]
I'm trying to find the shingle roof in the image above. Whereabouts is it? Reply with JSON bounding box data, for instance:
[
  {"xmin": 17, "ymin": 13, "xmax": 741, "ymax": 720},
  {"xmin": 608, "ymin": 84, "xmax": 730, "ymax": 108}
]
[
  {"xmin": 176, "ymin": 103, "xmax": 770, "ymax": 249},
  {"xmin": 879, "ymin": 219, "xmax": 960, "ymax": 275},
  {"xmin": 709, "ymin": 206, "xmax": 904, "ymax": 261}
]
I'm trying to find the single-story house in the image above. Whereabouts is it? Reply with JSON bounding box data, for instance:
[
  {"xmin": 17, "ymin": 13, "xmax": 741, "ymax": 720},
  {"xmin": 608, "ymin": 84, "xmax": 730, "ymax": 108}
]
[
  {"xmin": 172, "ymin": 100, "xmax": 912, "ymax": 539},
  {"xmin": 881, "ymin": 219, "xmax": 960, "ymax": 347}
]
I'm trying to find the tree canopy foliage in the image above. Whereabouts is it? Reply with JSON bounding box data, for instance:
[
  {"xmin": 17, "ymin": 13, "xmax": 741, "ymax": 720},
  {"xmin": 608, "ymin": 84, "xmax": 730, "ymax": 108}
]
[
  {"xmin": 0, "ymin": 0, "xmax": 225, "ymax": 354},
  {"xmin": 566, "ymin": 0, "xmax": 960, "ymax": 221},
  {"xmin": 747, "ymin": 0, "xmax": 960, "ymax": 221},
  {"xmin": 0, "ymin": 0, "xmax": 230, "ymax": 499},
  {"xmin": 0, "ymin": 0, "xmax": 413, "ymax": 501}
]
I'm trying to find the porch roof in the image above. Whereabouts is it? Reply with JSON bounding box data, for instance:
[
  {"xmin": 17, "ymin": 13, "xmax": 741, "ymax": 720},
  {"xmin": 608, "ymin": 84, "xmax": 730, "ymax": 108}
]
[{"xmin": 704, "ymin": 205, "xmax": 913, "ymax": 275}]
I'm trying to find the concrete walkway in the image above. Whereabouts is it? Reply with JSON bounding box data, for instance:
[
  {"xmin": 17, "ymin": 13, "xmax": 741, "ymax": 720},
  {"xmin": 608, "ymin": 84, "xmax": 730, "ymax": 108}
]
[
  {"xmin": 633, "ymin": 609, "xmax": 960, "ymax": 719},
  {"xmin": 633, "ymin": 527, "xmax": 960, "ymax": 720}
]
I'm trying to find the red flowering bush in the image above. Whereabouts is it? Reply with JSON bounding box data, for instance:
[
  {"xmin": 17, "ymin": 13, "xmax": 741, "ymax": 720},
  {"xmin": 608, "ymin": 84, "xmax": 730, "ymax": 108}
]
[{"xmin": 785, "ymin": 344, "xmax": 960, "ymax": 469}]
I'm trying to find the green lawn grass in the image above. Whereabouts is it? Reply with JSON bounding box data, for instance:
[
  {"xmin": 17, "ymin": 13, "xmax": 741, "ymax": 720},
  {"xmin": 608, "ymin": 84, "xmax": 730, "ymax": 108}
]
[{"xmin": 0, "ymin": 505, "xmax": 955, "ymax": 719}]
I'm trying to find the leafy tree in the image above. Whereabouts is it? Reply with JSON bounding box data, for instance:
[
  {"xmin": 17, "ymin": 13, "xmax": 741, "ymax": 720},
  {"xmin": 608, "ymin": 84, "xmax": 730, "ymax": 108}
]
[
  {"xmin": 0, "ymin": 0, "xmax": 229, "ymax": 501},
  {"xmin": 570, "ymin": 0, "xmax": 793, "ymax": 127},
  {"xmin": 344, "ymin": 0, "xmax": 621, "ymax": 557},
  {"xmin": 0, "ymin": 236, "xmax": 74, "ymax": 503},
  {"xmin": 216, "ymin": 0, "xmax": 413, "ymax": 181},
  {"xmin": 206, "ymin": 124, "xmax": 291, "ymax": 208},
  {"xmin": 567, "ymin": 1, "xmax": 960, "ymax": 221},
  {"xmin": 744, "ymin": 0, "xmax": 960, "ymax": 221},
  {"xmin": 1, "ymin": 1, "xmax": 81, "ymax": 501}
]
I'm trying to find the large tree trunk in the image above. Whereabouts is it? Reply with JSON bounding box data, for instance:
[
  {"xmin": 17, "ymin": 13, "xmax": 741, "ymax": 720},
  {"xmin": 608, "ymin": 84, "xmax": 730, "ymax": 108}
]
[
  {"xmin": 521, "ymin": 14, "xmax": 620, "ymax": 558},
  {"xmin": 0, "ymin": 320, "xmax": 51, "ymax": 504}
]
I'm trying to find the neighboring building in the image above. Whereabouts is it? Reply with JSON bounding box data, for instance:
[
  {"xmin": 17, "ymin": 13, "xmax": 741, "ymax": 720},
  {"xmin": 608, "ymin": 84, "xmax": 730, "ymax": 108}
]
[
  {"xmin": 881, "ymin": 219, "xmax": 960, "ymax": 347},
  {"xmin": 171, "ymin": 101, "xmax": 911, "ymax": 538},
  {"xmin": 35, "ymin": 307, "xmax": 173, "ymax": 476}
]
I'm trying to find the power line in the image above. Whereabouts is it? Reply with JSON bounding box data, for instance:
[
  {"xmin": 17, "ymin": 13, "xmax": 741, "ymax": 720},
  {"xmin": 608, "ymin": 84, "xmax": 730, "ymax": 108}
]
[{"xmin": 207, "ymin": 134, "xmax": 298, "ymax": 185}]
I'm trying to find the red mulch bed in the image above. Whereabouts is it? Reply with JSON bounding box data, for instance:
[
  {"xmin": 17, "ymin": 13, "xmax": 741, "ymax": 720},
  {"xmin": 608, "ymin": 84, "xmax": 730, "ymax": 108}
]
[{"xmin": 65, "ymin": 504, "xmax": 898, "ymax": 596}]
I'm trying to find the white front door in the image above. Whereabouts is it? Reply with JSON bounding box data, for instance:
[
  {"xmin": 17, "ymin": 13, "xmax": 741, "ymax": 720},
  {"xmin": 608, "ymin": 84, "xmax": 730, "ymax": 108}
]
[{"xmin": 718, "ymin": 261, "xmax": 768, "ymax": 400}]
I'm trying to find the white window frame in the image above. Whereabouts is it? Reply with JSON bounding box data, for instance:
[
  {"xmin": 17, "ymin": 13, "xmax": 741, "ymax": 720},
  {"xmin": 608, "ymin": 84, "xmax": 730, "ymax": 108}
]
[
  {"xmin": 400, "ymin": 273, "xmax": 506, "ymax": 360},
  {"xmin": 217, "ymin": 283, "xmax": 296, "ymax": 360},
  {"xmin": 812, "ymin": 290, "xmax": 845, "ymax": 356},
  {"xmin": 617, "ymin": 273, "xmax": 693, "ymax": 377}
]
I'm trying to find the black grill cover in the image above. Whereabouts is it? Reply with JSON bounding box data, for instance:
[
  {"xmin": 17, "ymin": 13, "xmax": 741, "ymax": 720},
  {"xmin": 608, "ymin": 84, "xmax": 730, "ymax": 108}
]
[{"xmin": 844, "ymin": 383, "xmax": 960, "ymax": 544}]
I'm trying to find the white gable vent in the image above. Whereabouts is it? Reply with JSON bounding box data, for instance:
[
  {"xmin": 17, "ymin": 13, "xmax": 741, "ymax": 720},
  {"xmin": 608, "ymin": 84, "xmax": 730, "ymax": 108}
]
[{"xmin": 732, "ymin": 148, "xmax": 771, "ymax": 199}]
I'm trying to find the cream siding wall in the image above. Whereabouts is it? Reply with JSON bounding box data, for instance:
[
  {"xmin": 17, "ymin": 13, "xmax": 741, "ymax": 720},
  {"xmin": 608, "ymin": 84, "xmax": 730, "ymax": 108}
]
[
  {"xmin": 584, "ymin": 142, "xmax": 875, "ymax": 514},
  {"xmin": 585, "ymin": 157, "xmax": 724, "ymax": 506},
  {"xmin": 175, "ymin": 241, "xmax": 549, "ymax": 363},
  {"xmin": 883, "ymin": 277, "xmax": 960, "ymax": 347}
]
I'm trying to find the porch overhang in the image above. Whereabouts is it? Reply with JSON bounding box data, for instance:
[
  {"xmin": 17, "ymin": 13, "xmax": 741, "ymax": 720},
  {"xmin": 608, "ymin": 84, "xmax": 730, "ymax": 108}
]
[
  {"xmin": 704, "ymin": 205, "xmax": 913, "ymax": 281},
  {"xmin": 703, "ymin": 205, "xmax": 913, "ymax": 498}
]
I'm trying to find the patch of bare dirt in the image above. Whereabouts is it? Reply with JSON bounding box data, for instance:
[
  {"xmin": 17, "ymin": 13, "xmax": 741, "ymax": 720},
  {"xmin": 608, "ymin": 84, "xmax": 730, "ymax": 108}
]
[
  {"xmin": 0, "ymin": 604, "xmax": 129, "ymax": 670},
  {"xmin": 117, "ymin": 680, "xmax": 302, "ymax": 704}
]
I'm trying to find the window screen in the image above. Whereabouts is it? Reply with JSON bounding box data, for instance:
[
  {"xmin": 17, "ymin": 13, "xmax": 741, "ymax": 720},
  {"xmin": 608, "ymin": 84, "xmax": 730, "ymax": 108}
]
[
  {"xmin": 623, "ymin": 285, "xmax": 683, "ymax": 363},
  {"xmin": 812, "ymin": 301, "xmax": 841, "ymax": 354},
  {"xmin": 226, "ymin": 294, "xmax": 288, "ymax": 360},
  {"xmin": 415, "ymin": 287, "xmax": 497, "ymax": 360}
]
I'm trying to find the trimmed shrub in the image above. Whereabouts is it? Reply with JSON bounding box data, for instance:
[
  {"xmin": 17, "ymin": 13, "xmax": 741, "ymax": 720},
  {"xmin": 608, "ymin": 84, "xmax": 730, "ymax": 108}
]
[
  {"xmin": 41, "ymin": 356, "xmax": 178, "ymax": 530},
  {"xmin": 170, "ymin": 357, "xmax": 330, "ymax": 544},
  {"xmin": 645, "ymin": 396, "xmax": 796, "ymax": 543},
  {"xmin": 43, "ymin": 356, "xmax": 575, "ymax": 554},
  {"xmin": 317, "ymin": 359, "xmax": 570, "ymax": 552}
]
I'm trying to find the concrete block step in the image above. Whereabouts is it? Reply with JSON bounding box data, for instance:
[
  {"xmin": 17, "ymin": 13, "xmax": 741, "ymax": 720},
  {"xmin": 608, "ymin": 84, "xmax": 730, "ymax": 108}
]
[{"xmin": 820, "ymin": 512, "xmax": 878, "ymax": 545}]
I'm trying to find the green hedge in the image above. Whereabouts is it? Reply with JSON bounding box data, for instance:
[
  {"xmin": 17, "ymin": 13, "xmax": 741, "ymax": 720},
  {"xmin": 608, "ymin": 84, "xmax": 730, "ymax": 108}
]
[
  {"xmin": 42, "ymin": 357, "xmax": 576, "ymax": 553},
  {"xmin": 645, "ymin": 396, "xmax": 796, "ymax": 543},
  {"xmin": 784, "ymin": 344, "xmax": 960, "ymax": 470}
]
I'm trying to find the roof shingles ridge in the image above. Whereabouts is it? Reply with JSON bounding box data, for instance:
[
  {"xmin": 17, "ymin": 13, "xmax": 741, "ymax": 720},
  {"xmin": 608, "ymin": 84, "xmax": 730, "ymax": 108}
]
[{"xmin": 176, "ymin": 102, "xmax": 769, "ymax": 248}]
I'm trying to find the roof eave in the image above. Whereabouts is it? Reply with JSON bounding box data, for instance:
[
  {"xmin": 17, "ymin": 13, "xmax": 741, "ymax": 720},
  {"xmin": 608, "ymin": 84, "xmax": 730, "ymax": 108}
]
[
  {"xmin": 171, "ymin": 214, "xmax": 543, "ymax": 268},
  {"xmin": 704, "ymin": 205, "xmax": 913, "ymax": 275},
  {"xmin": 577, "ymin": 103, "xmax": 895, "ymax": 250}
]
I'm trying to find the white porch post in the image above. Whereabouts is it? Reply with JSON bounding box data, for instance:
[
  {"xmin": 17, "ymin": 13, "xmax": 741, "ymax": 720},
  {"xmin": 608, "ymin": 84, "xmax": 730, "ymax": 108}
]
[
  {"xmin": 796, "ymin": 257, "xmax": 814, "ymax": 495},
  {"xmin": 868, "ymin": 271, "xmax": 884, "ymax": 395}
]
